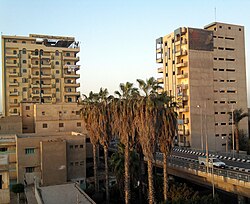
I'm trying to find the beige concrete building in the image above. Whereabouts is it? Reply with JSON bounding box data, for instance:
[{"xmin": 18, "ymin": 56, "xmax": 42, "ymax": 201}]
[
  {"xmin": 2, "ymin": 34, "xmax": 80, "ymax": 116},
  {"xmin": 0, "ymin": 115, "xmax": 22, "ymax": 134},
  {"xmin": 156, "ymin": 22, "xmax": 248, "ymax": 151},
  {"xmin": 16, "ymin": 132, "xmax": 87, "ymax": 187},
  {"xmin": 0, "ymin": 155, "xmax": 10, "ymax": 204},
  {"xmin": 21, "ymin": 103, "xmax": 83, "ymax": 134}
]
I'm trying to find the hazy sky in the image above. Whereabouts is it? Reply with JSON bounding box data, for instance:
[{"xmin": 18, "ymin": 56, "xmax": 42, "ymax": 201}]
[{"xmin": 0, "ymin": 0, "xmax": 250, "ymax": 112}]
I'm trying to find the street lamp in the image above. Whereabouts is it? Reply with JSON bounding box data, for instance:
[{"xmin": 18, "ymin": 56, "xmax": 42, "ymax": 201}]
[{"xmin": 197, "ymin": 105, "xmax": 203, "ymax": 151}]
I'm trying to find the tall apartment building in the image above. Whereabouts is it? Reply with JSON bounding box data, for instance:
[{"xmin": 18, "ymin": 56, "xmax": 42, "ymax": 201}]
[
  {"xmin": 2, "ymin": 34, "xmax": 81, "ymax": 116},
  {"xmin": 156, "ymin": 22, "xmax": 248, "ymax": 151}
]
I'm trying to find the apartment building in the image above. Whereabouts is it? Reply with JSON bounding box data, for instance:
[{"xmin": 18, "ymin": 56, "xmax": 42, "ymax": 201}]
[
  {"xmin": 156, "ymin": 22, "xmax": 248, "ymax": 151},
  {"xmin": 2, "ymin": 34, "xmax": 81, "ymax": 116},
  {"xmin": 0, "ymin": 154, "xmax": 10, "ymax": 204}
]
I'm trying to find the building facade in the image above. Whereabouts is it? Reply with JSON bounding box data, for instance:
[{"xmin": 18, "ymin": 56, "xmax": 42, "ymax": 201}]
[
  {"xmin": 2, "ymin": 34, "xmax": 80, "ymax": 116},
  {"xmin": 156, "ymin": 22, "xmax": 248, "ymax": 151}
]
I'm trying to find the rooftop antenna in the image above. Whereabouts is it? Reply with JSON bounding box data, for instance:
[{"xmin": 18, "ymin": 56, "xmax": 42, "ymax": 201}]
[{"xmin": 214, "ymin": 7, "xmax": 217, "ymax": 22}]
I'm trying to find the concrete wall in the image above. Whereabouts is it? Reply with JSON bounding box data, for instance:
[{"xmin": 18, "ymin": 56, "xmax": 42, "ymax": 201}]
[
  {"xmin": 0, "ymin": 116, "xmax": 22, "ymax": 134},
  {"xmin": 40, "ymin": 140, "xmax": 67, "ymax": 186}
]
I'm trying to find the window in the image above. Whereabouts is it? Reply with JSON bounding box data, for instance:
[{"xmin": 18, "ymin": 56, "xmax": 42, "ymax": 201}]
[
  {"xmin": 228, "ymin": 27, "xmax": 231, "ymax": 30},
  {"xmin": 75, "ymin": 145, "xmax": 78, "ymax": 148},
  {"xmin": 35, "ymin": 61, "xmax": 38, "ymax": 65},
  {"xmin": 35, "ymin": 49, "xmax": 38, "ymax": 55},
  {"xmin": 80, "ymin": 161, "xmax": 84, "ymax": 166},
  {"xmin": 215, "ymin": 123, "xmax": 219, "ymax": 126},
  {"xmin": 68, "ymin": 98, "xmax": 72, "ymax": 102},
  {"xmin": 42, "ymin": 111, "xmax": 45, "ymax": 115},
  {"xmin": 239, "ymin": 28, "xmax": 241, "ymax": 31},
  {"xmin": 56, "ymin": 88, "xmax": 59, "ymax": 92},
  {"xmin": 25, "ymin": 148, "xmax": 35, "ymax": 154},
  {"xmin": 22, "ymin": 69, "xmax": 27, "ymax": 73},
  {"xmin": 225, "ymin": 37, "xmax": 234, "ymax": 40},
  {"xmin": 77, "ymin": 122, "xmax": 81, "ymax": 127},
  {"xmin": 219, "ymin": 58, "xmax": 224, "ymax": 61},
  {"xmin": 70, "ymin": 145, "xmax": 73, "ymax": 149},
  {"xmin": 219, "ymin": 25, "xmax": 222, "ymax": 28},
  {"xmin": 23, "ymin": 60, "xmax": 27, "ymax": 64},
  {"xmin": 70, "ymin": 162, "xmax": 74, "ymax": 166},
  {"xmin": 26, "ymin": 106, "xmax": 30, "ymax": 110},
  {"xmin": 75, "ymin": 162, "xmax": 79, "ymax": 166},
  {"xmin": 22, "ymin": 48, "xmax": 26, "ymax": 54},
  {"xmin": 59, "ymin": 123, "xmax": 64, "ymax": 127},
  {"xmin": 14, "ymin": 60, "xmax": 17, "ymax": 64},
  {"xmin": 226, "ymin": 69, "xmax": 235, "ymax": 72},
  {"xmin": 226, "ymin": 58, "xmax": 235, "ymax": 61},
  {"xmin": 55, "ymin": 50, "xmax": 59, "ymax": 56},
  {"xmin": 219, "ymin": 69, "xmax": 224, "ymax": 71},
  {"xmin": 66, "ymin": 52, "xmax": 70, "ymax": 56},
  {"xmin": 26, "ymin": 167, "xmax": 35, "ymax": 173},
  {"xmin": 13, "ymin": 50, "xmax": 17, "ymax": 54},
  {"xmin": 221, "ymin": 123, "xmax": 226, "ymax": 125},
  {"xmin": 56, "ymin": 79, "xmax": 59, "ymax": 83},
  {"xmin": 13, "ymin": 40, "xmax": 17, "ymax": 43},
  {"xmin": 42, "ymin": 123, "xmax": 48, "ymax": 128},
  {"xmin": 76, "ymin": 111, "xmax": 80, "ymax": 115},
  {"xmin": 225, "ymin": 48, "xmax": 235, "ymax": 51},
  {"xmin": 56, "ymin": 70, "xmax": 60, "ymax": 74},
  {"xmin": 80, "ymin": 145, "xmax": 83, "ymax": 148},
  {"xmin": 67, "ymin": 62, "xmax": 70, "ymax": 65},
  {"xmin": 55, "ymin": 61, "xmax": 59, "ymax": 65},
  {"xmin": 86, "ymin": 138, "xmax": 91, "ymax": 143},
  {"xmin": 215, "ymin": 112, "xmax": 218, "ymax": 114}
]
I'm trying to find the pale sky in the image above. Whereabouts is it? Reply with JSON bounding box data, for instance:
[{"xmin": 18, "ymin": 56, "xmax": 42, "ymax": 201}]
[{"xmin": 0, "ymin": 0, "xmax": 250, "ymax": 112}]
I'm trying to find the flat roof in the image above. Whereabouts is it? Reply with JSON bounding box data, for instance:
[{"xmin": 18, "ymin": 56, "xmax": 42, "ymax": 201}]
[
  {"xmin": 39, "ymin": 183, "xmax": 95, "ymax": 204},
  {"xmin": 16, "ymin": 131, "xmax": 85, "ymax": 139},
  {"xmin": 204, "ymin": 21, "xmax": 244, "ymax": 29}
]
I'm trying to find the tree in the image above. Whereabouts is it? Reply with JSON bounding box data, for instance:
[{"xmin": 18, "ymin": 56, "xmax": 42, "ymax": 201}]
[
  {"xmin": 110, "ymin": 143, "xmax": 139, "ymax": 201},
  {"xmin": 229, "ymin": 108, "xmax": 248, "ymax": 153},
  {"xmin": 81, "ymin": 92, "xmax": 100, "ymax": 193},
  {"xmin": 12, "ymin": 183, "xmax": 24, "ymax": 204},
  {"xmin": 111, "ymin": 82, "xmax": 139, "ymax": 204}
]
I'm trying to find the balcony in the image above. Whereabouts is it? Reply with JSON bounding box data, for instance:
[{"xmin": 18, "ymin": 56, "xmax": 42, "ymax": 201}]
[
  {"xmin": 64, "ymin": 91, "xmax": 80, "ymax": 96},
  {"xmin": 63, "ymin": 65, "xmax": 80, "ymax": 70},
  {"xmin": 64, "ymin": 83, "xmax": 80, "ymax": 88},
  {"xmin": 9, "ymin": 102, "xmax": 20, "ymax": 107},
  {"xmin": 156, "ymin": 58, "xmax": 163, "ymax": 63},
  {"xmin": 176, "ymin": 61, "xmax": 188, "ymax": 68},
  {"xmin": 31, "ymin": 84, "xmax": 40, "ymax": 88},
  {"xmin": 177, "ymin": 73, "xmax": 188, "ymax": 79},
  {"xmin": 31, "ymin": 93, "xmax": 40, "ymax": 97},
  {"xmin": 6, "ymin": 62, "xmax": 19, "ymax": 67},
  {"xmin": 176, "ymin": 50, "xmax": 187, "ymax": 57},
  {"xmin": 41, "ymin": 84, "xmax": 52, "ymax": 88},
  {"xmin": 178, "ymin": 106, "xmax": 189, "ymax": 112},
  {"xmin": 30, "ymin": 64, "xmax": 39, "ymax": 69},
  {"xmin": 6, "ymin": 53, "xmax": 19, "ymax": 58},
  {"xmin": 63, "ymin": 56, "xmax": 80, "ymax": 61},
  {"xmin": 9, "ymin": 82, "xmax": 19, "ymax": 86},
  {"xmin": 9, "ymin": 91, "xmax": 19, "ymax": 96},
  {"xmin": 41, "ymin": 74, "xmax": 52, "ymax": 79},
  {"xmin": 41, "ymin": 55, "xmax": 51, "ymax": 60},
  {"xmin": 42, "ymin": 93, "xmax": 52, "ymax": 97},
  {"xmin": 31, "ymin": 74, "xmax": 40, "ymax": 78},
  {"xmin": 64, "ymin": 73, "xmax": 80, "ymax": 78},
  {"xmin": 9, "ymin": 72, "xmax": 19, "ymax": 77},
  {"xmin": 157, "ymin": 78, "xmax": 163, "ymax": 84},
  {"xmin": 41, "ymin": 64, "xmax": 51, "ymax": 68},
  {"xmin": 30, "ymin": 54, "xmax": 39, "ymax": 59},
  {"xmin": 156, "ymin": 48, "xmax": 162, "ymax": 54},
  {"xmin": 157, "ymin": 67, "xmax": 163, "ymax": 73}
]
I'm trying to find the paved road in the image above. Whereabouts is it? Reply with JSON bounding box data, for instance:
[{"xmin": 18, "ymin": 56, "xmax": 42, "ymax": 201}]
[{"xmin": 172, "ymin": 150, "xmax": 250, "ymax": 170}]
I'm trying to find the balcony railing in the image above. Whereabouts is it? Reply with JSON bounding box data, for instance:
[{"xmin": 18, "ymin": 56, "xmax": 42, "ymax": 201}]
[
  {"xmin": 177, "ymin": 73, "xmax": 188, "ymax": 79},
  {"xmin": 157, "ymin": 67, "xmax": 163, "ymax": 73},
  {"xmin": 9, "ymin": 72, "xmax": 19, "ymax": 77},
  {"xmin": 63, "ymin": 56, "xmax": 80, "ymax": 61},
  {"xmin": 176, "ymin": 61, "xmax": 188, "ymax": 68},
  {"xmin": 9, "ymin": 82, "xmax": 19, "ymax": 86},
  {"xmin": 31, "ymin": 84, "xmax": 40, "ymax": 88},
  {"xmin": 31, "ymin": 93, "xmax": 40, "ymax": 97},
  {"xmin": 41, "ymin": 84, "xmax": 52, "ymax": 88},
  {"xmin": 64, "ymin": 73, "xmax": 80, "ymax": 78},
  {"xmin": 178, "ymin": 106, "xmax": 189, "ymax": 112},
  {"xmin": 9, "ymin": 102, "xmax": 20, "ymax": 107},
  {"xmin": 42, "ymin": 93, "xmax": 52, "ymax": 97},
  {"xmin": 6, "ymin": 53, "xmax": 19, "ymax": 58},
  {"xmin": 63, "ymin": 65, "xmax": 80, "ymax": 70},
  {"xmin": 156, "ymin": 58, "xmax": 163, "ymax": 63},
  {"xmin": 157, "ymin": 78, "xmax": 163, "ymax": 84},
  {"xmin": 6, "ymin": 62, "xmax": 19, "ymax": 67},
  {"xmin": 64, "ymin": 91, "xmax": 80, "ymax": 96},
  {"xmin": 9, "ymin": 91, "xmax": 19, "ymax": 96},
  {"xmin": 64, "ymin": 83, "xmax": 80, "ymax": 88}
]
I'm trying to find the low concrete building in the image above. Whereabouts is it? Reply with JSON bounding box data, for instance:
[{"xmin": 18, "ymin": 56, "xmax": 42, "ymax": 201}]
[
  {"xmin": 16, "ymin": 132, "xmax": 86, "ymax": 187},
  {"xmin": 0, "ymin": 155, "xmax": 10, "ymax": 204}
]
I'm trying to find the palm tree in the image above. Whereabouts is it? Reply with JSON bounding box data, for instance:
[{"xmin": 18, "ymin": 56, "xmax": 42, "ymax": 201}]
[
  {"xmin": 229, "ymin": 108, "xmax": 248, "ymax": 153},
  {"xmin": 111, "ymin": 82, "xmax": 139, "ymax": 204},
  {"xmin": 81, "ymin": 92, "xmax": 100, "ymax": 193}
]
